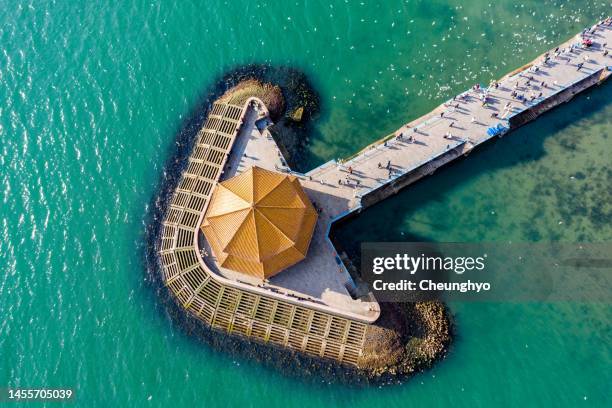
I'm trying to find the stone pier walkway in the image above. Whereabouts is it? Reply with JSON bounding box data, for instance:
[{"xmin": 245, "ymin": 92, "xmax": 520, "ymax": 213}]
[
  {"xmin": 222, "ymin": 21, "xmax": 612, "ymax": 319},
  {"xmin": 301, "ymin": 23, "xmax": 612, "ymax": 220}
]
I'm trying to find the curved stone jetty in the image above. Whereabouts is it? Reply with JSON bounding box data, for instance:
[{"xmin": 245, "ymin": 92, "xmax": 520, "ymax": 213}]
[{"xmin": 158, "ymin": 21, "xmax": 611, "ymax": 377}]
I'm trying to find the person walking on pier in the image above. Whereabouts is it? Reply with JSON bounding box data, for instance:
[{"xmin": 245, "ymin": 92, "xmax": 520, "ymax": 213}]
[
  {"xmin": 577, "ymin": 62, "xmax": 584, "ymax": 71},
  {"xmin": 386, "ymin": 160, "xmax": 391, "ymax": 170}
]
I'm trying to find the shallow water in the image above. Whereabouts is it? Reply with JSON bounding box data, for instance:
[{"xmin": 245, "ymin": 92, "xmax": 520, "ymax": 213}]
[{"xmin": 1, "ymin": 1, "xmax": 610, "ymax": 406}]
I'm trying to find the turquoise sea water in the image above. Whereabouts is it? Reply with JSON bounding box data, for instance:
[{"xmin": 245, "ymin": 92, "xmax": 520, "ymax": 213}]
[{"xmin": 1, "ymin": 1, "xmax": 610, "ymax": 406}]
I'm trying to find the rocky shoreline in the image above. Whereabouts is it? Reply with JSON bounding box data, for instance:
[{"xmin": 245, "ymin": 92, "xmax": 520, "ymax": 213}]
[
  {"xmin": 144, "ymin": 65, "xmax": 452, "ymax": 385},
  {"xmin": 359, "ymin": 301, "xmax": 452, "ymax": 379}
]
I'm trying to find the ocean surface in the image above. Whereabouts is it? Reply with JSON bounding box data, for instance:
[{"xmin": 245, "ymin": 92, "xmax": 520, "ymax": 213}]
[{"xmin": 1, "ymin": 1, "xmax": 610, "ymax": 406}]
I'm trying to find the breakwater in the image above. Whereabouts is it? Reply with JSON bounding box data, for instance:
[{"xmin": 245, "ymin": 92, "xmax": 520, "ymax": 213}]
[{"xmin": 155, "ymin": 20, "xmax": 611, "ymax": 379}]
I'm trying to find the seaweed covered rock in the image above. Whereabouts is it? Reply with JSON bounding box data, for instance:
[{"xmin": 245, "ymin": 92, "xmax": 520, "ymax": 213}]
[
  {"xmin": 218, "ymin": 79, "xmax": 285, "ymax": 120},
  {"xmin": 289, "ymin": 106, "xmax": 304, "ymax": 122},
  {"xmin": 359, "ymin": 301, "xmax": 452, "ymax": 378},
  {"xmin": 211, "ymin": 66, "xmax": 320, "ymax": 170}
]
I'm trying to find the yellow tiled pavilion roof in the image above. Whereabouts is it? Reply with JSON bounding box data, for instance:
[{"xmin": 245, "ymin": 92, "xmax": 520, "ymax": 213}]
[{"xmin": 201, "ymin": 166, "xmax": 318, "ymax": 279}]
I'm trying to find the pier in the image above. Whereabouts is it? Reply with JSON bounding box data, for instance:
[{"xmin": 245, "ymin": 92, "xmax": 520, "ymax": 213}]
[{"xmin": 159, "ymin": 21, "xmax": 612, "ymax": 368}]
